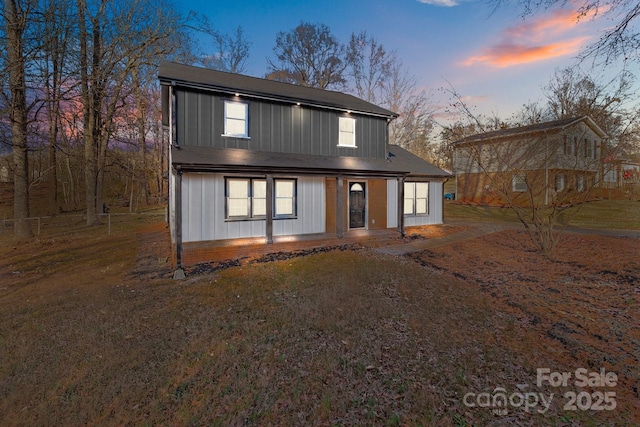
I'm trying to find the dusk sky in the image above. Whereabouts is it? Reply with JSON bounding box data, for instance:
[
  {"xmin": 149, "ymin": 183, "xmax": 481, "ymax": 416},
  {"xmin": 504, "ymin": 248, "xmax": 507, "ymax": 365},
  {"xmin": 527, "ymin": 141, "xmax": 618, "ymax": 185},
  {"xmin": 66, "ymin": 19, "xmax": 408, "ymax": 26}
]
[{"xmin": 179, "ymin": 0, "xmax": 632, "ymax": 126}]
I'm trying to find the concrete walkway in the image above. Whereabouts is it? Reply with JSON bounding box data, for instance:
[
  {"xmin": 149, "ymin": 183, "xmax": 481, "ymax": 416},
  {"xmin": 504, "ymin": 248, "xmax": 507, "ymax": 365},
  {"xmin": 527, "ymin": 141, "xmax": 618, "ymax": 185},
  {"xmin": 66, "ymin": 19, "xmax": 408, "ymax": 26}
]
[
  {"xmin": 376, "ymin": 222, "xmax": 516, "ymax": 255},
  {"xmin": 375, "ymin": 221, "xmax": 640, "ymax": 256}
]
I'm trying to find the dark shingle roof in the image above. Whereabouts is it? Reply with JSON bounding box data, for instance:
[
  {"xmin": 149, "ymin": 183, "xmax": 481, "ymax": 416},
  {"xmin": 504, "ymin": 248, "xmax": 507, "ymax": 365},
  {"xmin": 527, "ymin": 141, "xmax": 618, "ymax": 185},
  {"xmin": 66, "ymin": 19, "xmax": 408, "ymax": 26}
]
[
  {"xmin": 171, "ymin": 145, "xmax": 450, "ymax": 179},
  {"xmin": 159, "ymin": 62, "xmax": 397, "ymax": 119},
  {"xmin": 455, "ymin": 116, "xmax": 607, "ymax": 145}
]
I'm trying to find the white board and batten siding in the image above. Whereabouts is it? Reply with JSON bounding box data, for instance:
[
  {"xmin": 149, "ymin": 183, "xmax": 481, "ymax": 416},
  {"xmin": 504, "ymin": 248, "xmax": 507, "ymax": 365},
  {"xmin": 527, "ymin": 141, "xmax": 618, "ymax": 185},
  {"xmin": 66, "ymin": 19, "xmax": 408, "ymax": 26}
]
[
  {"xmin": 181, "ymin": 173, "xmax": 326, "ymax": 243},
  {"xmin": 386, "ymin": 179, "xmax": 444, "ymax": 228}
]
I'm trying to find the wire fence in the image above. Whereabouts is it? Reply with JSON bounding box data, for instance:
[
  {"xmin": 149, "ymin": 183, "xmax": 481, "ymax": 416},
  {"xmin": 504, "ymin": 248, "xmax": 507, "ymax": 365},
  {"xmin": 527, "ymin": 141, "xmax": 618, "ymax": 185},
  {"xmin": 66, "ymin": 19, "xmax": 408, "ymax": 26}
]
[{"xmin": 1, "ymin": 209, "xmax": 167, "ymax": 238}]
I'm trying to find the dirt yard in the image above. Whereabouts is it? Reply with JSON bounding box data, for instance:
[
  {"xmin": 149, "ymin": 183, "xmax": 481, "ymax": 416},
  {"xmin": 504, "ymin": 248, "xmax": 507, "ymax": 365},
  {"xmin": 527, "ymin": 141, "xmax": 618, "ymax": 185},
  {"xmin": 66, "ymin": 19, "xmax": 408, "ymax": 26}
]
[{"xmin": 0, "ymin": 215, "xmax": 638, "ymax": 425}]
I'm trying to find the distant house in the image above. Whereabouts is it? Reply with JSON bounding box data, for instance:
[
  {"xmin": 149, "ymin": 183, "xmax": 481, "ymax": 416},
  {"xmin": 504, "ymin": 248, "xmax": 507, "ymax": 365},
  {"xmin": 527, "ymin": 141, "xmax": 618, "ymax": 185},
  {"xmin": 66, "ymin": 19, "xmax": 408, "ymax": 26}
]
[
  {"xmin": 453, "ymin": 116, "xmax": 608, "ymax": 205},
  {"xmin": 159, "ymin": 62, "xmax": 450, "ymax": 268}
]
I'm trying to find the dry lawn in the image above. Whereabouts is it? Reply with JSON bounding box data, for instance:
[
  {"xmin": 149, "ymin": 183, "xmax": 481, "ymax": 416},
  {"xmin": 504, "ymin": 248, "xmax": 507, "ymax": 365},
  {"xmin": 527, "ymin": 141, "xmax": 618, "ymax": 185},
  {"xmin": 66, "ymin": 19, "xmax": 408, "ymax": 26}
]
[{"xmin": 0, "ymin": 216, "xmax": 638, "ymax": 426}]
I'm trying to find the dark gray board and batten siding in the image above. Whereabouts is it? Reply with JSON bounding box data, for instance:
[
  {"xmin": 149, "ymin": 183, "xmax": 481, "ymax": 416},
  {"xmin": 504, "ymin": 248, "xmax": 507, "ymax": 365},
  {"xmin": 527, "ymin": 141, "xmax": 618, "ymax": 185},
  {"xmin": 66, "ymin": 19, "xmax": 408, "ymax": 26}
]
[{"xmin": 175, "ymin": 89, "xmax": 388, "ymax": 159}]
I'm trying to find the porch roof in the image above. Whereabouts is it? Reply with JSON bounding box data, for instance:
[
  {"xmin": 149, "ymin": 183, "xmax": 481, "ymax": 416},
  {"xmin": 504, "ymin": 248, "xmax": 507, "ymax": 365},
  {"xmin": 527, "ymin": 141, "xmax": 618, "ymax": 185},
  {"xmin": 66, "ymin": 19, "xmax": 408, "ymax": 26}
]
[{"xmin": 172, "ymin": 145, "xmax": 450, "ymax": 179}]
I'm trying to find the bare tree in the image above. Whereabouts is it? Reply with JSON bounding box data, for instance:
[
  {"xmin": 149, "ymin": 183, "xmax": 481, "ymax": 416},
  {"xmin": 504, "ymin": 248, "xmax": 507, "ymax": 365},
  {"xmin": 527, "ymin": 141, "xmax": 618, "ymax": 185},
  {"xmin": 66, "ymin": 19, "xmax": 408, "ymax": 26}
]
[
  {"xmin": 266, "ymin": 22, "xmax": 347, "ymax": 89},
  {"xmin": 381, "ymin": 61, "xmax": 436, "ymax": 158},
  {"xmin": 346, "ymin": 31, "xmax": 393, "ymax": 104},
  {"xmin": 75, "ymin": 0, "xmax": 184, "ymax": 225},
  {"xmin": 487, "ymin": 0, "xmax": 639, "ymax": 66},
  {"xmin": 202, "ymin": 26, "xmax": 250, "ymax": 74},
  {"xmin": 448, "ymin": 85, "xmax": 611, "ymax": 256},
  {"xmin": 3, "ymin": 0, "xmax": 33, "ymax": 238},
  {"xmin": 38, "ymin": 0, "xmax": 74, "ymax": 214}
]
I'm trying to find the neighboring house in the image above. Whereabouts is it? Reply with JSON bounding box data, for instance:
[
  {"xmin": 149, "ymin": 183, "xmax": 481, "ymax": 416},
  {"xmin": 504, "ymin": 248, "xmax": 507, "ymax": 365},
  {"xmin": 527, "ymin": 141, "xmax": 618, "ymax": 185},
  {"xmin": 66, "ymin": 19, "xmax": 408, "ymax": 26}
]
[
  {"xmin": 159, "ymin": 62, "xmax": 450, "ymax": 268},
  {"xmin": 453, "ymin": 116, "xmax": 608, "ymax": 205}
]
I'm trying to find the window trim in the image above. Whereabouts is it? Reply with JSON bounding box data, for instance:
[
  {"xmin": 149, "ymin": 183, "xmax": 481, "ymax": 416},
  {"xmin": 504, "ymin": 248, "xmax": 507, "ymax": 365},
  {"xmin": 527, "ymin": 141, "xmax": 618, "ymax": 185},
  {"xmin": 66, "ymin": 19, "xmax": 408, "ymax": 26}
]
[
  {"xmin": 224, "ymin": 177, "xmax": 297, "ymax": 221},
  {"xmin": 337, "ymin": 116, "xmax": 357, "ymax": 148},
  {"xmin": 403, "ymin": 181, "xmax": 429, "ymax": 216},
  {"xmin": 222, "ymin": 100, "xmax": 250, "ymax": 139},
  {"xmin": 274, "ymin": 178, "xmax": 297, "ymax": 219},
  {"xmin": 225, "ymin": 177, "xmax": 265, "ymax": 220}
]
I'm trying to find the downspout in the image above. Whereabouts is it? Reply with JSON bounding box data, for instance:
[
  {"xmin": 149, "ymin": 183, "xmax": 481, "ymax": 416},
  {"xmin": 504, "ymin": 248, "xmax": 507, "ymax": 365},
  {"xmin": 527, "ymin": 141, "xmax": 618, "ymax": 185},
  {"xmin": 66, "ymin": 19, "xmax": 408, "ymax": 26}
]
[
  {"xmin": 397, "ymin": 176, "xmax": 405, "ymax": 237},
  {"xmin": 173, "ymin": 166, "xmax": 185, "ymax": 279}
]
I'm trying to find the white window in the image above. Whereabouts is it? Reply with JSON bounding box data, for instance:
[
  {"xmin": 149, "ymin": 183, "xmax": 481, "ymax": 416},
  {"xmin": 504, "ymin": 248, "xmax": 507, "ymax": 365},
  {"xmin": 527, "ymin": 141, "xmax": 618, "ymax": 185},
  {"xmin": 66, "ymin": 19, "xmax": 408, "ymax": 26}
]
[
  {"xmin": 338, "ymin": 117, "xmax": 356, "ymax": 147},
  {"xmin": 252, "ymin": 180, "xmax": 266, "ymax": 216},
  {"xmin": 226, "ymin": 178, "xmax": 264, "ymax": 219},
  {"xmin": 404, "ymin": 182, "xmax": 429, "ymax": 215},
  {"xmin": 555, "ymin": 174, "xmax": 566, "ymax": 192},
  {"xmin": 576, "ymin": 175, "xmax": 585, "ymax": 192},
  {"xmin": 512, "ymin": 175, "xmax": 527, "ymax": 192},
  {"xmin": 225, "ymin": 178, "xmax": 296, "ymax": 219},
  {"xmin": 224, "ymin": 100, "xmax": 249, "ymax": 137},
  {"xmin": 275, "ymin": 179, "xmax": 296, "ymax": 217}
]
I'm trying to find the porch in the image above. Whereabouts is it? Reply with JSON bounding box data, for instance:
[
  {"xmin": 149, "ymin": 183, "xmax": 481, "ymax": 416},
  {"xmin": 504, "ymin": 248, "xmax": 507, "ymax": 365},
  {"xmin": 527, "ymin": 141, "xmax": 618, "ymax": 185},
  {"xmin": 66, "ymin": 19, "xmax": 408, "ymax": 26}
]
[{"xmin": 180, "ymin": 228, "xmax": 403, "ymax": 267}]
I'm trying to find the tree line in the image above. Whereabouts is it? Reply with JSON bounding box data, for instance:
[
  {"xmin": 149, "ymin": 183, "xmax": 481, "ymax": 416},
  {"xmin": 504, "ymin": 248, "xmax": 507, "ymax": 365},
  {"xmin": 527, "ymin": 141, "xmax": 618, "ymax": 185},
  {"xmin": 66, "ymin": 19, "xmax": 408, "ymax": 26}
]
[
  {"xmin": 2, "ymin": 0, "xmax": 639, "ymax": 242},
  {"xmin": 1, "ymin": 1, "xmax": 435, "ymax": 239}
]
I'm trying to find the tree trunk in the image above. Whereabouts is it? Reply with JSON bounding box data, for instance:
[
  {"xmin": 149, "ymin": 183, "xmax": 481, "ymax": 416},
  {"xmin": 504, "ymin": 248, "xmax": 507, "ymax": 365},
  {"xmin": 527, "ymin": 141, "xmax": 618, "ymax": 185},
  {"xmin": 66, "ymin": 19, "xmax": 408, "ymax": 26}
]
[{"xmin": 5, "ymin": 0, "xmax": 33, "ymax": 238}]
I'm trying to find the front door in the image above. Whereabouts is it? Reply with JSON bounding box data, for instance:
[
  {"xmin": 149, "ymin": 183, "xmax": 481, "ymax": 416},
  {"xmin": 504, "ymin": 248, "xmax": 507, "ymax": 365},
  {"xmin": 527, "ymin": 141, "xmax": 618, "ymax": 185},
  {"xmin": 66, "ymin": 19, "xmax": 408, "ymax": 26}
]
[{"xmin": 349, "ymin": 182, "xmax": 366, "ymax": 229}]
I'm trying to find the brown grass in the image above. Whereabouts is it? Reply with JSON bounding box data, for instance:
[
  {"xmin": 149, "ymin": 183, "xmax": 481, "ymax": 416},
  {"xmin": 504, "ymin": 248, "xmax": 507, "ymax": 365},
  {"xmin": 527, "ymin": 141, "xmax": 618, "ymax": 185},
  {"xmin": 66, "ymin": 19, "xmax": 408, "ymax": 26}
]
[{"xmin": 0, "ymin": 216, "xmax": 638, "ymax": 426}]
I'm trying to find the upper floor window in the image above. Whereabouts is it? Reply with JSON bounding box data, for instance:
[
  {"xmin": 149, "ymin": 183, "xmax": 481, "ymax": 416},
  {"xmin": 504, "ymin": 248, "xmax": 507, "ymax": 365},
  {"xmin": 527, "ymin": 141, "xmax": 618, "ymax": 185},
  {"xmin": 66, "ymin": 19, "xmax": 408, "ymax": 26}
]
[
  {"xmin": 224, "ymin": 100, "xmax": 249, "ymax": 138},
  {"xmin": 338, "ymin": 117, "xmax": 356, "ymax": 147},
  {"xmin": 404, "ymin": 182, "xmax": 429, "ymax": 216},
  {"xmin": 563, "ymin": 135, "xmax": 577, "ymax": 156},
  {"xmin": 584, "ymin": 138, "xmax": 595, "ymax": 159}
]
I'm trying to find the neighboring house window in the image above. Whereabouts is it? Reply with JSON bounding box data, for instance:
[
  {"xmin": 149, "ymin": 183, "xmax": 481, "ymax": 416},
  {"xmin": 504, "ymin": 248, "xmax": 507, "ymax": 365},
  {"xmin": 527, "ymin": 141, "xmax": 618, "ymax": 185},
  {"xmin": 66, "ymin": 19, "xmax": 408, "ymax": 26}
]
[
  {"xmin": 225, "ymin": 178, "xmax": 296, "ymax": 219},
  {"xmin": 563, "ymin": 136, "xmax": 577, "ymax": 156},
  {"xmin": 512, "ymin": 174, "xmax": 527, "ymax": 192},
  {"xmin": 555, "ymin": 174, "xmax": 566, "ymax": 191},
  {"xmin": 223, "ymin": 100, "xmax": 249, "ymax": 137},
  {"xmin": 584, "ymin": 139, "xmax": 595, "ymax": 158},
  {"xmin": 275, "ymin": 179, "xmax": 297, "ymax": 218},
  {"xmin": 404, "ymin": 182, "xmax": 429, "ymax": 215},
  {"xmin": 576, "ymin": 175, "xmax": 585, "ymax": 192},
  {"xmin": 338, "ymin": 117, "xmax": 356, "ymax": 147},
  {"xmin": 226, "ymin": 178, "xmax": 265, "ymax": 219}
]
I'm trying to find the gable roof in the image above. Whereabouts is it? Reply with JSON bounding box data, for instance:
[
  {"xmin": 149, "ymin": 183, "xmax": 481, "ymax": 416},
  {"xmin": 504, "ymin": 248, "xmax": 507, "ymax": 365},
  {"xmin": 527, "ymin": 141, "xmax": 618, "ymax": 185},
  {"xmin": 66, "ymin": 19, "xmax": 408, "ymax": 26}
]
[
  {"xmin": 455, "ymin": 116, "xmax": 608, "ymax": 145},
  {"xmin": 159, "ymin": 62, "xmax": 398, "ymax": 119},
  {"xmin": 171, "ymin": 144, "xmax": 450, "ymax": 179}
]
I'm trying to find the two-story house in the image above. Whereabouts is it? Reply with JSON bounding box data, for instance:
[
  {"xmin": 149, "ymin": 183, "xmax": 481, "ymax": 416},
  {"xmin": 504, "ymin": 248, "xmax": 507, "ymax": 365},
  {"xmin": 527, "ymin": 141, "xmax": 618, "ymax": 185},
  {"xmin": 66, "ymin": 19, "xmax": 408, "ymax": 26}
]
[
  {"xmin": 159, "ymin": 62, "xmax": 449, "ymax": 269},
  {"xmin": 453, "ymin": 116, "xmax": 608, "ymax": 205}
]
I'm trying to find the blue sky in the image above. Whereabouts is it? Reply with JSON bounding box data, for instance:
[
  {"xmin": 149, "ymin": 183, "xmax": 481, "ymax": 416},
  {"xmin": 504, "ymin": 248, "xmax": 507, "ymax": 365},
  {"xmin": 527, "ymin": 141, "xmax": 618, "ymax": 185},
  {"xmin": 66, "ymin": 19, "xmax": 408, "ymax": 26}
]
[{"xmin": 179, "ymin": 0, "xmax": 627, "ymax": 125}]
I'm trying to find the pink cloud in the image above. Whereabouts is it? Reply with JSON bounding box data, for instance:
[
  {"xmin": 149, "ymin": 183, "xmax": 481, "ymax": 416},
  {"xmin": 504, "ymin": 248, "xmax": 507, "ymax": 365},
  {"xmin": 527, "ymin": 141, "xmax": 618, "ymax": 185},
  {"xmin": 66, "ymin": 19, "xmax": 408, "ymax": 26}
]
[
  {"xmin": 463, "ymin": 7, "xmax": 595, "ymax": 67},
  {"xmin": 463, "ymin": 37, "xmax": 590, "ymax": 67}
]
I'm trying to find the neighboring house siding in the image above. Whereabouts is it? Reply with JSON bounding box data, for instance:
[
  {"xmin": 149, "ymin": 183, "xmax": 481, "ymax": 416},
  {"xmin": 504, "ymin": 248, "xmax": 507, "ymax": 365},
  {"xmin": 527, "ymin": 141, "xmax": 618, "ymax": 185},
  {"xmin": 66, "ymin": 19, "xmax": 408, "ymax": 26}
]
[
  {"xmin": 175, "ymin": 89, "xmax": 387, "ymax": 159},
  {"xmin": 181, "ymin": 173, "xmax": 325, "ymax": 242}
]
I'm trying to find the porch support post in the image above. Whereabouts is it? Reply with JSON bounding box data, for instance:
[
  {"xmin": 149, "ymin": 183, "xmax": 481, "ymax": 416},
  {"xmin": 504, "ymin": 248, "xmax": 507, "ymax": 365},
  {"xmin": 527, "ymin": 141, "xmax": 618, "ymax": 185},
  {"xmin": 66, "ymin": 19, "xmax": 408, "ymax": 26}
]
[
  {"xmin": 336, "ymin": 176, "xmax": 344, "ymax": 238},
  {"xmin": 397, "ymin": 176, "xmax": 405, "ymax": 237},
  {"xmin": 266, "ymin": 174, "xmax": 274, "ymax": 244}
]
